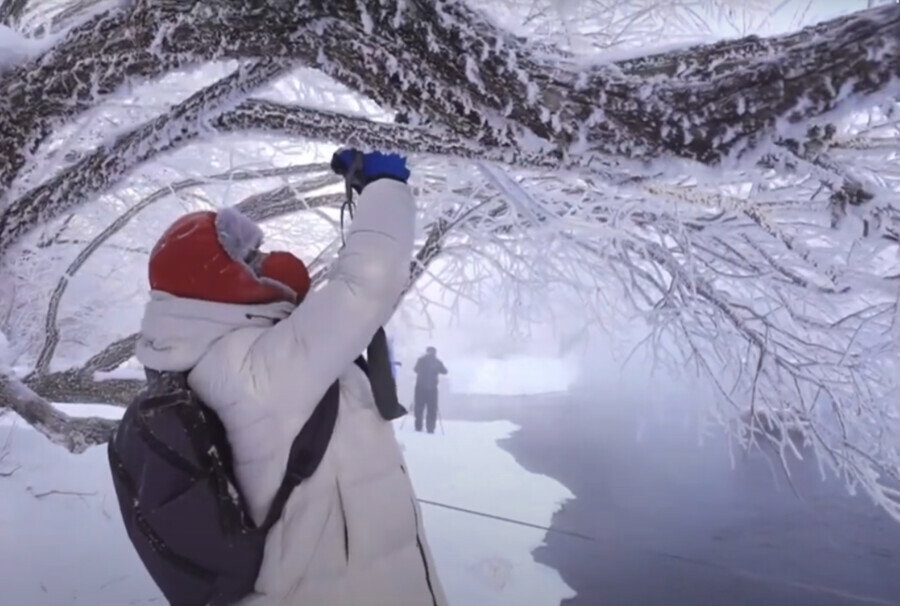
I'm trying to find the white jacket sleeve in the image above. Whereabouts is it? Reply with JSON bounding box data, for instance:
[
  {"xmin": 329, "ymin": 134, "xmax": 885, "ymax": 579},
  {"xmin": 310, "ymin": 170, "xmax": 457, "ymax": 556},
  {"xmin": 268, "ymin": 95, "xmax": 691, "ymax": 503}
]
[{"xmin": 245, "ymin": 179, "xmax": 415, "ymax": 427}]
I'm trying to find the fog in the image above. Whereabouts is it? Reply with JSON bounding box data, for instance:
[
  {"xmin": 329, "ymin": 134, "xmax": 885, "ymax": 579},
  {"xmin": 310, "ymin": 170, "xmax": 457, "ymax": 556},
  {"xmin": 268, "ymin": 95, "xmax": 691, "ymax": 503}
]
[
  {"xmin": 399, "ymin": 292, "xmax": 900, "ymax": 605},
  {"xmin": 520, "ymin": 383, "xmax": 900, "ymax": 605}
]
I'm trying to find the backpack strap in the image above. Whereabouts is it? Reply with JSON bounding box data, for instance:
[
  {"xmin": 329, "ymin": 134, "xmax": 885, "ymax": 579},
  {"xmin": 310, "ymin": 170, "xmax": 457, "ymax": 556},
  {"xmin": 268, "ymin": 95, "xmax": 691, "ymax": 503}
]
[
  {"xmin": 245, "ymin": 327, "xmax": 402, "ymax": 531},
  {"xmin": 360, "ymin": 327, "xmax": 407, "ymax": 421},
  {"xmin": 260, "ymin": 380, "xmax": 340, "ymax": 531}
]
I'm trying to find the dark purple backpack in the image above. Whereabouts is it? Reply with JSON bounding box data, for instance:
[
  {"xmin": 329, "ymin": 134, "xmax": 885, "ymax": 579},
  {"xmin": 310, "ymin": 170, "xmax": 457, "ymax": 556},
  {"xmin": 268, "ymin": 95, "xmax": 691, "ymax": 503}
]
[{"xmin": 107, "ymin": 328, "xmax": 405, "ymax": 606}]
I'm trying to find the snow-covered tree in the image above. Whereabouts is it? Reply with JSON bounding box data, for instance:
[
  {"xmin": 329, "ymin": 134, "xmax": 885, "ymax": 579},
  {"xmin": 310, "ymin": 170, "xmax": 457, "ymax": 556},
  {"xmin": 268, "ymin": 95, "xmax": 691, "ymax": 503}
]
[{"xmin": 1, "ymin": 0, "xmax": 900, "ymax": 520}]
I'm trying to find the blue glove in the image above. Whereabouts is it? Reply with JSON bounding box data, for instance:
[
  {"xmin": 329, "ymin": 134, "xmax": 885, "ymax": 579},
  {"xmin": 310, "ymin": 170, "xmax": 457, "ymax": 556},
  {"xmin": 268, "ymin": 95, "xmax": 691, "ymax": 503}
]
[{"xmin": 331, "ymin": 149, "xmax": 410, "ymax": 194}]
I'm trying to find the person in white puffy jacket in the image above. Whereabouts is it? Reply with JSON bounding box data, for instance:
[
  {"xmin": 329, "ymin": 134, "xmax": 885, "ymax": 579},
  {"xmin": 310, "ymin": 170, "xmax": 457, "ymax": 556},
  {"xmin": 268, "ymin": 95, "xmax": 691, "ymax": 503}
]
[{"xmin": 134, "ymin": 149, "xmax": 448, "ymax": 606}]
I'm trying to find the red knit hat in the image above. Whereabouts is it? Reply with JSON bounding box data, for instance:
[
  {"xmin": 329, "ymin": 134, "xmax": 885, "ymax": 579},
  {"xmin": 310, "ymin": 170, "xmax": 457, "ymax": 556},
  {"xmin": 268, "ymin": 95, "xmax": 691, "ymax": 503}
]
[{"xmin": 148, "ymin": 208, "xmax": 311, "ymax": 305}]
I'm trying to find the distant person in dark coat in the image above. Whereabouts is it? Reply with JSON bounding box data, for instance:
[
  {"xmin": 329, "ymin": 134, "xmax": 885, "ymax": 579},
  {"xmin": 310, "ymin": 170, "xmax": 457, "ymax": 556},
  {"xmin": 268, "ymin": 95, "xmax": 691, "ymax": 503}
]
[{"xmin": 413, "ymin": 346, "xmax": 447, "ymax": 433}]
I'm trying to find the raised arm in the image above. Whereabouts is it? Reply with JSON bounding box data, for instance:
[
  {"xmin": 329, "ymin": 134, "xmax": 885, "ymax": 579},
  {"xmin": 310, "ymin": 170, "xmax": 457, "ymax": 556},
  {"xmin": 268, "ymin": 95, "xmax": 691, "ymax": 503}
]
[{"xmin": 246, "ymin": 151, "xmax": 415, "ymax": 427}]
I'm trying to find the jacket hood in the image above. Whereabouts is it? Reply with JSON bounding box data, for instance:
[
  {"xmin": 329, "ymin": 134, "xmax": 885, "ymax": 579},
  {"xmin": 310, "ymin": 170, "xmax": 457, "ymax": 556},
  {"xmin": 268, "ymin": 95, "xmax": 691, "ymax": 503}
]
[{"xmin": 135, "ymin": 290, "xmax": 295, "ymax": 372}]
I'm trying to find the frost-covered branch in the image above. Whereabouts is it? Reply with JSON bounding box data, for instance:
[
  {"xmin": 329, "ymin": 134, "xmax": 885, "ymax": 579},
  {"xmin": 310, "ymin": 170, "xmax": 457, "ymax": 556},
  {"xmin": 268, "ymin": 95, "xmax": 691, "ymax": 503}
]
[
  {"xmin": 215, "ymin": 100, "xmax": 559, "ymax": 170},
  {"xmin": 23, "ymin": 182, "xmax": 350, "ymax": 407},
  {"xmin": 24, "ymin": 369, "xmax": 142, "ymax": 407},
  {"xmin": 410, "ymin": 217, "xmax": 454, "ymax": 288},
  {"xmin": 205, "ymin": 1, "xmax": 900, "ymax": 166},
  {"xmin": 81, "ymin": 334, "xmax": 138, "ymax": 374},
  {"xmin": 234, "ymin": 176, "xmax": 343, "ymax": 221},
  {"xmin": 580, "ymin": 202, "xmax": 900, "ymax": 518},
  {"xmin": 4, "ymin": 2, "xmax": 897, "ymax": 256},
  {"xmin": 3, "ymin": 1, "xmax": 897, "ymax": 202},
  {"xmin": 25, "ymin": 190, "xmax": 464, "ymax": 409},
  {"xmin": 0, "ymin": 0, "xmax": 27, "ymax": 25},
  {"xmin": 0, "ymin": 88, "xmax": 551, "ymax": 263},
  {"xmin": 25, "ymin": 335, "xmax": 144, "ymax": 406},
  {"xmin": 0, "ymin": 59, "xmax": 289, "ymax": 254},
  {"xmin": 141, "ymin": 2, "xmax": 900, "ymax": 164},
  {"xmin": 0, "ymin": 371, "xmax": 117, "ymax": 453},
  {"xmin": 30, "ymin": 163, "xmax": 332, "ymax": 376}
]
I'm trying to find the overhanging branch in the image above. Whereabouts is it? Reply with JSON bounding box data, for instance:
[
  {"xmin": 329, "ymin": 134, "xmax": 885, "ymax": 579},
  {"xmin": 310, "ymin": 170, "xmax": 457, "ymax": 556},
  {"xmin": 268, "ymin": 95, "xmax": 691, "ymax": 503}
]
[
  {"xmin": 216, "ymin": 100, "xmax": 559, "ymax": 169},
  {"xmin": 0, "ymin": 59, "xmax": 290, "ymax": 254},
  {"xmin": 2, "ymin": 2, "xmax": 897, "ymax": 203}
]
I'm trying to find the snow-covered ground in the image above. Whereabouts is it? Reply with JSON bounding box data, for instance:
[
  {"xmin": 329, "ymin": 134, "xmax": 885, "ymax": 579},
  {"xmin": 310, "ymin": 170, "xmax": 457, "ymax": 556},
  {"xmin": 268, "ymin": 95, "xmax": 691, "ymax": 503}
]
[{"xmin": 0, "ymin": 405, "xmax": 575, "ymax": 606}]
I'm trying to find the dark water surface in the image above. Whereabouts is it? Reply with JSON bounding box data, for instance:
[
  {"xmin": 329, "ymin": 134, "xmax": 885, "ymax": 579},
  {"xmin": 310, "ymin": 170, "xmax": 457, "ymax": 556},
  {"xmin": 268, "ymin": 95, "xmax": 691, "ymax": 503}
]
[{"xmin": 444, "ymin": 391, "xmax": 900, "ymax": 606}]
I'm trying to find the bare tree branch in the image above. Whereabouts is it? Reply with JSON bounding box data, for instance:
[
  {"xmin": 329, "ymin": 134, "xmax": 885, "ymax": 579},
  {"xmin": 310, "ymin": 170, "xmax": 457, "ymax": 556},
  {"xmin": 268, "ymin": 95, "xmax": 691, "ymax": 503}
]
[
  {"xmin": 409, "ymin": 216, "xmax": 454, "ymax": 289},
  {"xmin": 3, "ymin": 0, "xmax": 900, "ymax": 523}
]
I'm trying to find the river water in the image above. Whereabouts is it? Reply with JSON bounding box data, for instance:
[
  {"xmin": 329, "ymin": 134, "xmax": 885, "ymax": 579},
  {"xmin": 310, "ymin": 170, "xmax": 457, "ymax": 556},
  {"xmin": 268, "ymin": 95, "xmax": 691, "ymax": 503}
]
[{"xmin": 444, "ymin": 390, "xmax": 900, "ymax": 606}]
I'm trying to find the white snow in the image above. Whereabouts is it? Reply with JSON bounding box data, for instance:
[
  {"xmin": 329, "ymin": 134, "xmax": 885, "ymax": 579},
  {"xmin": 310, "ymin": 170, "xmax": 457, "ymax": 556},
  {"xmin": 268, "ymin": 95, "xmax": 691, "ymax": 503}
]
[
  {"xmin": 0, "ymin": 405, "xmax": 575, "ymax": 606},
  {"xmin": 396, "ymin": 420, "xmax": 575, "ymax": 606}
]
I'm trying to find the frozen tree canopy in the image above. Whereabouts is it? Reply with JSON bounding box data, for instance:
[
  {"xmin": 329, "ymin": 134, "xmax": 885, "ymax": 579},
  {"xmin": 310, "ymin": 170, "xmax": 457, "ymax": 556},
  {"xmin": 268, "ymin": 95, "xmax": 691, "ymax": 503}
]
[{"xmin": 1, "ymin": 0, "xmax": 900, "ymax": 519}]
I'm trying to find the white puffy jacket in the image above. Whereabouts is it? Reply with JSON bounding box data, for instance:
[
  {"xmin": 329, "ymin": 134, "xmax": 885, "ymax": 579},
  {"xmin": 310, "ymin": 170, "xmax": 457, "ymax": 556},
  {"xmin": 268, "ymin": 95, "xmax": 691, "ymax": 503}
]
[{"xmin": 135, "ymin": 179, "xmax": 448, "ymax": 606}]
